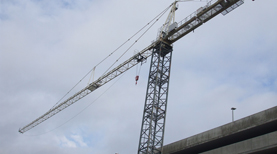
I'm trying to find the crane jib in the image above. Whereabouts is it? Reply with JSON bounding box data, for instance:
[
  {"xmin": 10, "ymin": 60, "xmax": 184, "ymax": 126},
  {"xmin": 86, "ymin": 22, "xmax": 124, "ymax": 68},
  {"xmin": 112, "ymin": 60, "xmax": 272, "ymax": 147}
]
[
  {"xmin": 19, "ymin": 0, "xmax": 245, "ymax": 139},
  {"xmin": 18, "ymin": 41, "xmax": 156, "ymax": 134}
]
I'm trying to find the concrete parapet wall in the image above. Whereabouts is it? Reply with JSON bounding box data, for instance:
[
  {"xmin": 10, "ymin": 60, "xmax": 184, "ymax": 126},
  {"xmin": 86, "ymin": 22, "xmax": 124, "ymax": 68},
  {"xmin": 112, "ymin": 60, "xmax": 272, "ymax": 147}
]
[
  {"xmin": 162, "ymin": 106, "xmax": 277, "ymax": 154},
  {"xmin": 200, "ymin": 131, "xmax": 277, "ymax": 154}
]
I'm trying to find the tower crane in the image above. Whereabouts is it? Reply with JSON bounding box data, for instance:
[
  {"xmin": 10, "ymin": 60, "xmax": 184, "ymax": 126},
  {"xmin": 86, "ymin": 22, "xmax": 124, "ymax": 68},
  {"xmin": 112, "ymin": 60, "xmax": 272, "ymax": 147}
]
[{"xmin": 19, "ymin": 0, "xmax": 245, "ymax": 153}]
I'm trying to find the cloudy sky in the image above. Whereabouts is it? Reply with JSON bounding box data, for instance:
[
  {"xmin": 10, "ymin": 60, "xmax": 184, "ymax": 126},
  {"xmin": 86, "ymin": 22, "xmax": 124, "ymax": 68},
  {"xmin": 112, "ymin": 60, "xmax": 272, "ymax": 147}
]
[{"xmin": 0, "ymin": 0, "xmax": 276, "ymax": 153}]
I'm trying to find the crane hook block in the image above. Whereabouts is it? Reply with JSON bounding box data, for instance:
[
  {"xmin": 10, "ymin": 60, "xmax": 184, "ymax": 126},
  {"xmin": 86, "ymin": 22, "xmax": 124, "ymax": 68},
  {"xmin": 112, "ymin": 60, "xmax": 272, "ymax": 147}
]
[{"xmin": 135, "ymin": 75, "xmax": 139, "ymax": 85}]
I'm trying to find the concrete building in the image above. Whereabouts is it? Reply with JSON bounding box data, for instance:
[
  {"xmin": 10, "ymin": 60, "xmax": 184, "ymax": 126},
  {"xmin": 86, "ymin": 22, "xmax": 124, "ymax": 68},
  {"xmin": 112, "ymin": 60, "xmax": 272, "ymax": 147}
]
[{"xmin": 162, "ymin": 106, "xmax": 277, "ymax": 154}]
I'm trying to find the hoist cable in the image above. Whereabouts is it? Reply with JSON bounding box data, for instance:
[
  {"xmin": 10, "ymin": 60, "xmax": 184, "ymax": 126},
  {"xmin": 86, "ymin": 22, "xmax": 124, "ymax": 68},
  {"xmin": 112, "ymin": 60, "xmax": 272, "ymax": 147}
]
[
  {"xmin": 49, "ymin": 4, "xmax": 172, "ymax": 110},
  {"xmin": 23, "ymin": 72, "xmax": 127, "ymax": 136},
  {"xmin": 101, "ymin": 4, "xmax": 172, "ymax": 76}
]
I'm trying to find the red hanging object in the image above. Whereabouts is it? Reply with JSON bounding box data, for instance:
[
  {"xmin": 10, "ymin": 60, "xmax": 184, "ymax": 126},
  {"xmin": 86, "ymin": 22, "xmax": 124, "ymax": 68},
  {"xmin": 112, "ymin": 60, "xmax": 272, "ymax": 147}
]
[{"xmin": 135, "ymin": 75, "xmax": 139, "ymax": 85}]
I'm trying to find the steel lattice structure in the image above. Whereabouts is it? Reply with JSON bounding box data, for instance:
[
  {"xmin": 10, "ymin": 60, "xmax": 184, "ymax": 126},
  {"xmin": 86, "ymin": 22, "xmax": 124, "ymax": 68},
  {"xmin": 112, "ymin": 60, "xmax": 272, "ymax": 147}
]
[
  {"xmin": 138, "ymin": 42, "xmax": 173, "ymax": 154},
  {"xmin": 19, "ymin": 0, "xmax": 245, "ymax": 153},
  {"xmin": 18, "ymin": 42, "xmax": 156, "ymax": 133}
]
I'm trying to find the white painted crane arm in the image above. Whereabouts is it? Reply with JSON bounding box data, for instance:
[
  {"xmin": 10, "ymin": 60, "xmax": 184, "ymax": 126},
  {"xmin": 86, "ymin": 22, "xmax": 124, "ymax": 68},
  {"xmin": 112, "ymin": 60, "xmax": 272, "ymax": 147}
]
[{"xmin": 19, "ymin": 41, "xmax": 157, "ymax": 134}]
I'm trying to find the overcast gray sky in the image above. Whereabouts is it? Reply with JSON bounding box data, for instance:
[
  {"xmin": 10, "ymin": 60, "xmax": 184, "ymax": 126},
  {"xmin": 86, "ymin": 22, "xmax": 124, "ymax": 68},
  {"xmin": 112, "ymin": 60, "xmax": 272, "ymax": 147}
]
[{"xmin": 0, "ymin": 0, "xmax": 276, "ymax": 154}]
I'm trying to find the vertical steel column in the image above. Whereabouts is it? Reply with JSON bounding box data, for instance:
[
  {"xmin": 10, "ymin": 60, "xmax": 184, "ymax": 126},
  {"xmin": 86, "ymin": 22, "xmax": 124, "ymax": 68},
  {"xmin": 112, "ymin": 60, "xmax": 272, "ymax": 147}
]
[{"xmin": 138, "ymin": 41, "xmax": 173, "ymax": 154}]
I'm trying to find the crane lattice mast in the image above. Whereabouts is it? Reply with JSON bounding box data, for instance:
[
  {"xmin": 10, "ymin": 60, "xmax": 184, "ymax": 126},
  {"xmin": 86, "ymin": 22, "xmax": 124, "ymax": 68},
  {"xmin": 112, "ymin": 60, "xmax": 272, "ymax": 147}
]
[
  {"xmin": 19, "ymin": 0, "xmax": 245, "ymax": 153},
  {"xmin": 138, "ymin": 0, "xmax": 244, "ymax": 153}
]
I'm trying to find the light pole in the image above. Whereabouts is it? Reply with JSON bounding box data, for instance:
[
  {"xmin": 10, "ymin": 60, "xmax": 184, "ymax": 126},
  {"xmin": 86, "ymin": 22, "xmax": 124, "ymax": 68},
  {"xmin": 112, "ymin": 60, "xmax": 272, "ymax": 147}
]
[{"xmin": 231, "ymin": 107, "xmax": 236, "ymax": 122}]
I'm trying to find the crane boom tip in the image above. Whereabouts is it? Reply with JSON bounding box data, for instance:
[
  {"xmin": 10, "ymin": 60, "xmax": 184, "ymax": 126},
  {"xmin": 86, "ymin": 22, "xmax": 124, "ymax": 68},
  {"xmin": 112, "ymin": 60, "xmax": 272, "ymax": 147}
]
[{"xmin": 18, "ymin": 129, "xmax": 23, "ymax": 134}]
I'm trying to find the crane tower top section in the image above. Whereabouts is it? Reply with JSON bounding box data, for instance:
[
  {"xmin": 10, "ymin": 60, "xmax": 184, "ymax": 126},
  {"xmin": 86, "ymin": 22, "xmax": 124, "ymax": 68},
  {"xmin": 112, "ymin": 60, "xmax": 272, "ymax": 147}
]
[{"xmin": 158, "ymin": 0, "xmax": 244, "ymax": 44}]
